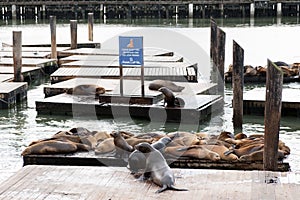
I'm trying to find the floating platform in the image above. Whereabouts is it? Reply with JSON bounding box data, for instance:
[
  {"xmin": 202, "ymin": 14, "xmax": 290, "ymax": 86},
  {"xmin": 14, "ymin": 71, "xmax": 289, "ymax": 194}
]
[
  {"xmin": 43, "ymin": 78, "xmax": 217, "ymax": 98},
  {"xmin": 0, "ymin": 82, "xmax": 28, "ymax": 108},
  {"xmin": 23, "ymin": 152, "xmax": 290, "ymax": 172},
  {"xmin": 243, "ymin": 88, "xmax": 300, "ymax": 116},
  {"xmin": 50, "ymin": 67, "xmax": 197, "ymax": 83},
  {"xmin": 0, "ymin": 165, "xmax": 297, "ymax": 199},
  {"xmin": 58, "ymin": 48, "xmax": 174, "ymax": 57},
  {"xmin": 225, "ymin": 75, "xmax": 300, "ymax": 83},
  {"xmin": 0, "ymin": 66, "xmax": 44, "ymax": 83},
  {"xmin": 36, "ymin": 92, "xmax": 223, "ymax": 123},
  {"xmin": 0, "ymin": 74, "xmax": 13, "ymax": 82},
  {"xmin": 58, "ymin": 54, "xmax": 183, "ymax": 65}
]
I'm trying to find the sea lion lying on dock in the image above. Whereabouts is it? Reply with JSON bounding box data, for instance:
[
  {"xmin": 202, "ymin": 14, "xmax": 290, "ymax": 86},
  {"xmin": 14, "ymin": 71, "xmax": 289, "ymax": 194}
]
[
  {"xmin": 21, "ymin": 138, "xmax": 91, "ymax": 156},
  {"xmin": 110, "ymin": 131, "xmax": 134, "ymax": 158},
  {"xmin": 148, "ymin": 79, "xmax": 185, "ymax": 92},
  {"xmin": 66, "ymin": 84, "xmax": 105, "ymax": 96},
  {"xmin": 135, "ymin": 142, "xmax": 188, "ymax": 193}
]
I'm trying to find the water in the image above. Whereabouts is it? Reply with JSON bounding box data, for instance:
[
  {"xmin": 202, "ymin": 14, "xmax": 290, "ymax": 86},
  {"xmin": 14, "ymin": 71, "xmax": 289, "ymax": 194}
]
[{"xmin": 0, "ymin": 17, "xmax": 300, "ymax": 183}]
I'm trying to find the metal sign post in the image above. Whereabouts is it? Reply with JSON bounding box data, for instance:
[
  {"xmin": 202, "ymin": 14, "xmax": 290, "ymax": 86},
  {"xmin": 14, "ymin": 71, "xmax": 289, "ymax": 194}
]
[{"xmin": 119, "ymin": 36, "xmax": 144, "ymax": 97}]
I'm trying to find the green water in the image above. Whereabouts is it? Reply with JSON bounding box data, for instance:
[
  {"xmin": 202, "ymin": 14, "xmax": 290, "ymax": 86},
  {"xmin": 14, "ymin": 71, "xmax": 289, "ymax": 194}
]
[{"xmin": 0, "ymin": 16, "xmax": 299, "ymax": 182}]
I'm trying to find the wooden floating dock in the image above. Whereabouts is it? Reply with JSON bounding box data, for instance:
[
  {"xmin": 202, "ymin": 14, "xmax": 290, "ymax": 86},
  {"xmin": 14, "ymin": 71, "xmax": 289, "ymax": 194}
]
[
  {"xmin": 23, "ymin": 153, "xmax": 290, "ymax": 172},
  {"xmin": 37, "ymin": 78, "xmax": 221, "ymax": 123},
  {"xmin": 58, "ymin": 48, "xmax": 174, "ymax": 57},
  {"xmin": 243, "ymin": 88, "xmax": 300, "ymax": 116},
  {"xmin": 58, "ymin": 54, "xmax": 183, "ymax": 65},
  {"xmin": 50, "ymin": 67, "xmax": 197, "ymax": 83},
  {"xmin": 0, "ymin": 82, "xmax": 28, "ymax": 108},
  {"xmin": 0, "ymin": 165, "xmax": 298, "ymax": 199},
  {"xmin": 36, "ymin": 93, "xmax": 223, "ymax": 123},
  {"xmin": 225, "ymin": 75, "xmax": 300, "ymax": 83}
]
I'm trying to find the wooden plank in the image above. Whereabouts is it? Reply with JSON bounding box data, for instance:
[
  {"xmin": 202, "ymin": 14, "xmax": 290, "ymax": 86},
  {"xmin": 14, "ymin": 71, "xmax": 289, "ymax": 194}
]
[
  {"xmin": 0, "ymin": 57, "xmax": 57, "ymax": 67},
  {"xmin": 0, "ymin": 165, "xmax": 298, "ymax": 199},
  {"xmin": 0, "ymin": 75, "xmax": 13, "ymax": 82}
]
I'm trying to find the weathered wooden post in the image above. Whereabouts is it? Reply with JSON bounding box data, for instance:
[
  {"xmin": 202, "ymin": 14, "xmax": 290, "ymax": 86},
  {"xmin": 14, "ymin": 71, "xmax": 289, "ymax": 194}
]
[
  {"xmin": 232, "ymin": 40, "xmax": 244, "ymax": 133},
  {"xmin": 13, "ymin": 31, "xmax": 23, "ymax": 82},
  {"xmin": 70, "ymin": 20, "xmax": 77, "ymax": 49},
  {"xmin": 264, "ymin": 59, "xmax": 283, "ymax": 171},
  {"xmin": 88, "ymin": 13, "xmax": 94, "ymax": 41},
  {"xmin": 217, "ymin": 27, "xmax": 226, "ymax": 94},
  {"xmin": 210, "ymin": 18, "xmax": 226, "ymax": 95},
  {"xmin": 50, "ymin": 16, "xmax": 57, "ymax": 59}
]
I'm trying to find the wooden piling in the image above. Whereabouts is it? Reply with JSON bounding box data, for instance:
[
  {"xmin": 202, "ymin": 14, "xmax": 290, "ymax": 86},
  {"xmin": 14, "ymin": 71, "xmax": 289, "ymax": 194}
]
[
  {"xmin": 13, "ymin": 31, "xmax": 23, "ymax": 82},
  {"xmin": 50, "ymin": 16, "xmax": 57, "ymax": 59},
  {"xmin": 70, "ymin": 20, "xmax": 77, "ymax": 49},
  {"xmin": 88, "ymin": 13, "xmax": 94, "ymax": 41},
  {"xmin": 210, "ymin": 18, "xmax": 226, "ymax": 95},
  {"xmin": 232, "ymin": 40, "xmax": 244, "ymax": 133},
  {"xmin": 217, "ymin": 27, "xmax": 226, "ymax": 94},
  {"xmin": 264, "ymin": 59, "xmax": 283, "ymax": 171}
]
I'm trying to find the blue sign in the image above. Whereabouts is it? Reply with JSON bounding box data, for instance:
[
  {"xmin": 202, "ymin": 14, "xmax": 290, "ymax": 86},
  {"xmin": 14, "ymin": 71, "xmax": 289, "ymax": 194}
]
[{"xmin": 119, "ymin": 36, "xmax": 143, "ymax": 66}]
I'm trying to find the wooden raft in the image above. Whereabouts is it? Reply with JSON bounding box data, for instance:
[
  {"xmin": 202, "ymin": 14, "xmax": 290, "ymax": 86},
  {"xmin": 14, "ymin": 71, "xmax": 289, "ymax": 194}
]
[
  {"xmin": 50, "ymin": 67, "xmax": 197, "ymax": 83},
  {"xmin": 35, "ymin": 93, "xmax": 223, "ymax": 123},
  {"xmin": 23, "ymin": 153, "xmax": 290, "ymax": 172},
  {"xmin": 0, "ymin": 82, "xmax": 28, "ymax": 108},
  {"xmin": 243, "ymin": 88, "xmax": 300, "ymax": 116},
  {"xmin": 0, "ymin": 165, "xmax": 298, "ymax": 199}
]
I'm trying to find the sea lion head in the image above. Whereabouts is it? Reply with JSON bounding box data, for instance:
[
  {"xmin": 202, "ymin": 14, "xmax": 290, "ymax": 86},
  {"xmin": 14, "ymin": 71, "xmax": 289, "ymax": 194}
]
[
  {"xmin": 158, "ymin": 137, "xmax": 172, "ymax": 145},
  {"xmin": 135, "ymin": 142, "xmax": 153, "ymax": 153},
  {"xmin": 110, "ymin": 131, "xmax": 120, "ymax": 138},
  {"xmin": 96, "ymin": 87, "xmax": 106, "ymax": 95}
]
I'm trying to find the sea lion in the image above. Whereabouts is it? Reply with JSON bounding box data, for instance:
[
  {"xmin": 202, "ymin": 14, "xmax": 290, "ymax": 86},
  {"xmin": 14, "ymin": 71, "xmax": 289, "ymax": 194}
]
[
  {"xmin": 158, "ymin": 87, "xmax": 185, "ymax": 107},
  {"xmin": 165, "ymin": 145, "xmax": 221, "ymax": 161},
  {"xmin": 167, "ymin": 131, "xmax": 202, "ymax": 146},
  {"xmin": 217, "ymin": 131, "xmax": 234, "ymax": 141},
  {"xmin": 202, "ymin": 144, "xmax": 238, "ymax": 161},
  {"xmin": 148, "ymin": 80, "xmax": 185, "ymax": 92},
  {"xmin": 66, "ymin": 84, "xmax": 105, "ymax": 96},
  {"xmin": 69, "ymin": 127, "xmax": 92, "ymax": 137},
  {"xmin": 94, "ymin": 138, "xmax": 115, "ymax": 154},
  {"xmin": 159, "ymin": 87, "xmax": 176, "ymax": 107},
  {"xmin": 92, "ymin": 131, "xmax": 111, "ymax": 142},
  {"xmin": 133, "ymin": 132, "xmax": 164, "ymax": 141},
  {"xmin": 127, "ymin": 137, "xmax": 172, "ymax": 175},
  {"xmin": 239, "ymin": 150, "xmax": 286, "ymax": 162},
  {"xmin": 135, "ymin": 142, "xmax": 188, "ymax": 193},
  {"xmin": 110, "ymin": 131, "xmax": 134, "ymax": 158},
  {"xmin": 125, "ymin": 137, "xmax": 154, "ymax": 147},
  {"xmin": 21, "ymin": 139, "xmax": 91, "ymax": 156}
]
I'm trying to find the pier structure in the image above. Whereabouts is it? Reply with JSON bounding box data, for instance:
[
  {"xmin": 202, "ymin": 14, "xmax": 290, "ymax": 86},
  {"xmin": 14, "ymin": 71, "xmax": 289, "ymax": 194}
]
[{"xmin": 0, "ymin": 1, "xmax": 300, "ymax": 20}]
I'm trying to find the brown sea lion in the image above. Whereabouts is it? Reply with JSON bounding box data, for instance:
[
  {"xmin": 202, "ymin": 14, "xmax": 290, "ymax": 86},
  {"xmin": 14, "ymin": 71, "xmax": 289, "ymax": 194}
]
[
  {"xmin": 135, "ymin": 142, "xmax": 188, "ymax": 193},
  {"xmin": 133, "ymin": 132, "xmax": 164, "ymax": 141},
  {"xmin": 234, "ymin": 133, "xmax": 248, "ymax": 140},
  {"xmin": 81, "ymin": 135, "xmax": 98, "ymax": 149},
  {"xmin": 239, "ymin": 149, "xmax": 286, "ymax": 162},
  {"xmin": 92, "ymin": 131, "xmax": 111, "ymax": 142},
  {"xmin": 148, "ymin": 79, "xmax": 185, "ymax": 92},
  {"xmin": 127, "ymin": 137, "xmax": 172, "ymax": 175},
  {"xmin": 21, "ymin": 139, "xmax": 91, "ymax": 156},
  {"xmin": 165, "ymin": 145, "xmax": 221, "ymax": 161},
  {"xmin": 167, "ymin": 131, "xmax": 202, "ymax": 146},
  {"xmin": 66, "ymin": 84, "xmax": 105, "ymax": 96},
  {"xmin": 244, "ymin": 65, "xmax": 257, "ymax": 76},
  {"xmin": 217, "ymin": 131, "xmax": 234, "ymax": 141},
  {"xmin": 125, "ymin": 137, "xmax": 154, "ymax": 147},
  {"xmin": 69, "ymin": 127, "xmax": 92, "ymax": 137},
  {"xmin": 159, "ymin": 87, "xmax": 176, "ymax": 107},
  {"xmin": 94, "ymin": 138, "xmax": 115, "ymax": 154},
  {"xmin": 202, "ymin": 144, "xmax": 238, "ymax": 161},
  {"xmin": 110, "ymin": 131, "xmax": 134, "ymax": 158}
]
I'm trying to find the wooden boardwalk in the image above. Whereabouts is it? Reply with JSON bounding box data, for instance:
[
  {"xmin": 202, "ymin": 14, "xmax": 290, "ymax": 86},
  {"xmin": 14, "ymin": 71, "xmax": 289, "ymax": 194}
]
[
  {"xmin": 243, "ymin": 88, "xmax": 300, "ymax": 116},
  {"xmin": 0, "ymin": 165, "xmax": 299, "ymax": 200}
]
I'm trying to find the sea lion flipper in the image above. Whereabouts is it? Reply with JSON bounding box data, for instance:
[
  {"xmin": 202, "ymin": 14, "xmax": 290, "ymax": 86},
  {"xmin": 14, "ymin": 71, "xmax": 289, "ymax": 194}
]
[
  {"xmin": 169, "ymin": 185, "xmax": 188, "ymax": 192},
  {"xmin": 176, "ymin": 145, "xmax": 198, "ymax": 151},
  {"xmin": 155, "ymin": 185, "xmax": 168, "ymax": 193},
  {"xmin": 224, "ymin": 149, "xmax": 234, "ymax": 156}
]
